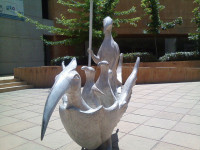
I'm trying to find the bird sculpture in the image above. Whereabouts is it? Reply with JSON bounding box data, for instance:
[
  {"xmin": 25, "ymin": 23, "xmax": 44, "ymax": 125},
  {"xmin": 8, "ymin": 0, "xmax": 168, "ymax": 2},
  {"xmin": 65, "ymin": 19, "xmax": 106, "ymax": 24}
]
[
  {"xmin": 88, "ymin": 16, "xmax": 122, "ymax": 94},
  {"xmin": 41, "ymin": 16, "xmax": 140, "ymax": 150}
]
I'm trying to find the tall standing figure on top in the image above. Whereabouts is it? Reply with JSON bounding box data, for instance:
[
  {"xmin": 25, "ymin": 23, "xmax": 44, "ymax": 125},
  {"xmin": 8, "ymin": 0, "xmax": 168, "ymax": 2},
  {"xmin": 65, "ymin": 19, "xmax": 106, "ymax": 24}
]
[{"xmin": 88, "ymin": 16, "xmax": 122, "ymax": 94}]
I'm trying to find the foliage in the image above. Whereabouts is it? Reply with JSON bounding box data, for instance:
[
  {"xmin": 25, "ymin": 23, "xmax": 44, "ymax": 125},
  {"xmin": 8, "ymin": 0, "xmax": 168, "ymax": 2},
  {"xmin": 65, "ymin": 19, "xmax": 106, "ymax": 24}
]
[
  {"xmin": 188, "ymin": 0, "xmax": 200, "ymax": 51},
  {"xmin": 123, "ymin": 52, "xmax": 157, "ymax": 62},
  {"xmin": 51, "ymin": 55, "xmax": 88, "ymax": 66},
  {"xmin": 51, "ymin": 51, "xmax": 200, "ymax": 66},
  {"xmin": 159, "ymin": 51, "xmax": 200, "ymax": 62},
  {"xmin": 51, "ymin": 52, "xmax": 157, "ymax": 66},
  {"xmin": 141, "ymin": 0, "xmax": 183, "ymax": 34},
  {"xmin": 141, "ymin": 0, "xmax": 183, "ymax": 57},
  {"xmin": 17, "ymin": 0, "xmax": 140, "ymax": 47}
]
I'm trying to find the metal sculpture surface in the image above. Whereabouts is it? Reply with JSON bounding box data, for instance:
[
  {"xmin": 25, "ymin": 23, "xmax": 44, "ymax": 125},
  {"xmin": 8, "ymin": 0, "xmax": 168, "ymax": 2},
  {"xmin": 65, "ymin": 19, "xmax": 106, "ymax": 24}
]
[
  {"xmin": 88, "ymin": 17, "xmax": 121, "ymax": 94},
  {"xmin": 41, "ymin": 16, "xmax": 140, "ymax": 150}
]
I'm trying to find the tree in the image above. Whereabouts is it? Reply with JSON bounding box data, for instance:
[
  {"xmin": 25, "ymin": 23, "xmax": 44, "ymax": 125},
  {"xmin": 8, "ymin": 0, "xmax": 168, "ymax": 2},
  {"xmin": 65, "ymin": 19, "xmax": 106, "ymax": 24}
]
[
  {"xmin": 18, "ymin": 0, "xmax": 140, "ymax": 49},
  {"xmin": 188, "ymin": 0, "xmax": 200, "ymax": 52},
  {"xmin": 141, "ymin": 0, "xmax": 183, "ymax": 57}
]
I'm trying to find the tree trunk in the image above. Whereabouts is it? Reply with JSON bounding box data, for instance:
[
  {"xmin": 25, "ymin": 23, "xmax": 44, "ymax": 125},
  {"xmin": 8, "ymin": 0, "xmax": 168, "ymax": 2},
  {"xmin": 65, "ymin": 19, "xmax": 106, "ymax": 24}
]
[
  {"xmin": 154, "ymin": 36, "xmax": 158, "ymax": 57},
  {"xmin": 197, "ymin": 39, "xmax": 200, "ymax": 52}
]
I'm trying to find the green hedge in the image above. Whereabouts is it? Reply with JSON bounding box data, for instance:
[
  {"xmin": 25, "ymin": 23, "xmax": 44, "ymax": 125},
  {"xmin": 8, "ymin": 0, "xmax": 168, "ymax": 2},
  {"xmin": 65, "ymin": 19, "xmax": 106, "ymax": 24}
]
[
  {"xmin": 51, "ymin": 56, "xmax": 88, "ymax": 66},
  {"xmin": 123, "ymin": 52, "xmax": 157, "ymax": 63},
  {"xmin": 51, "ymin": 52, "xmax": 157, "ymax": 66},
  {"xmin": 159, "ymin": 51, "xmax": 200, "ymax": 62},
  {"xmin": 51, "ymin": 51, "xmax": 200, "ymax": 66}
]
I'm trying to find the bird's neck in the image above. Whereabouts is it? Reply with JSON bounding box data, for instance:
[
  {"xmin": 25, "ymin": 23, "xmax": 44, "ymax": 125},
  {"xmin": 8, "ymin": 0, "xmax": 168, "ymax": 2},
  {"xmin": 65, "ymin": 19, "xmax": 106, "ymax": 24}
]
[
  {"xmin": 98, "ymin": 67, "xmax": 109, "ymax": 85},
  {"xmin": 104, "ymin": 32, "xmax": 112, "ymax": 40},
  {"xmin": 85, "ymin": 72, "xmax": 95, "ymax": 85},
  {"xmin": 67, "ymin": 89, "xmax": 88, "ymax": 110}
]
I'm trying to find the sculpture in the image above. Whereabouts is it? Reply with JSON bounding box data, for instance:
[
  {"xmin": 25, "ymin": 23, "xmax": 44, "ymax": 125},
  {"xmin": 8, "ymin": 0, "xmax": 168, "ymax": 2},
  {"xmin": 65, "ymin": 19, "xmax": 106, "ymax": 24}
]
[
  {"xmin": 88, "ymin": 16, "xmax": 122, "ymax": 94},
  {"xmin": 41, "ymin": 16, "xmax": 140, "ymax": 150}
]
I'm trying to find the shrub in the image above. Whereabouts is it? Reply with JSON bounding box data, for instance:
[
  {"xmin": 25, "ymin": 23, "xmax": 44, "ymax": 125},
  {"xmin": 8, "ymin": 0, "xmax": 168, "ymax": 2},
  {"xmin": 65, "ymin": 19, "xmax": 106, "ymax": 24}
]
[
  {"xmin": 123, "ymin": 52, "xmax": 157, "ymax": 63},
  {"xmin": 159, "ymin": 51, "xmax": 200, "ymax": 62},
  {"xmin": 51, "ymin": 51, "xmax": 200, "ymax": 66},
  {"xmin": 51, "ymin": 56, "xmax": 88, "ymax": 66}
]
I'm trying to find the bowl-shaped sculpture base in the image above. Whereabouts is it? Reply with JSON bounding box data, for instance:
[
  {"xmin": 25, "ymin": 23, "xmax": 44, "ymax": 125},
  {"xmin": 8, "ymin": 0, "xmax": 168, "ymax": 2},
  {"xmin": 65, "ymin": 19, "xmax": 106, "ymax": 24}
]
[{"xmin": 59, "ymin": 101, "xmax": 126, "ymax": 150}]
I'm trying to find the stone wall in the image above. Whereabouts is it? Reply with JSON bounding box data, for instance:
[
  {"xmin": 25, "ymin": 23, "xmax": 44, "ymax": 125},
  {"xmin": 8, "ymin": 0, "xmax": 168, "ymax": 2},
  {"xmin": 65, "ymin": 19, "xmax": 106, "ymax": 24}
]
[
  {"xmin": 14, "ymin": 61, "xmax": 200, "ymax": 88},
  {"xmin": 48, "ymin": 0, "xmax": 196, "ymax": 35},
  {"xmin": 46, "ymin": 0, "xmax": 197, "ymax": 57},
  {"xmin": 0, "ymin": 0, "xmax": 53, "ymax": 75}
]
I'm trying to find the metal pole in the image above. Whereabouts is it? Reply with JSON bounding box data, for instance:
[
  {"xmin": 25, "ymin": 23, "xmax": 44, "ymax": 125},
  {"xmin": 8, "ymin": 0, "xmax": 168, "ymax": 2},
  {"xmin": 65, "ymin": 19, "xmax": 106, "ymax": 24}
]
[{"xmin": 88, "ymin": 0, "xmax": 93, "ymax": 67}]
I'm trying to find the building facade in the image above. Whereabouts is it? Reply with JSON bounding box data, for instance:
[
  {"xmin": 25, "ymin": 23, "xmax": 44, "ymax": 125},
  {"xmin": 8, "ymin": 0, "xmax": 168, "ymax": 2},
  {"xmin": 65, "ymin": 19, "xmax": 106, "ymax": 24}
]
[
  {"xmin": 0, "ymin": 0, "xmax": 53, "ymax": 75},
  {"xmin": 47, "ymin": 0, "xmax": 197, "ymax": 58},
  {"xmin": 0, "ymin": 0, "xmax": 198, "ymax": 75}
]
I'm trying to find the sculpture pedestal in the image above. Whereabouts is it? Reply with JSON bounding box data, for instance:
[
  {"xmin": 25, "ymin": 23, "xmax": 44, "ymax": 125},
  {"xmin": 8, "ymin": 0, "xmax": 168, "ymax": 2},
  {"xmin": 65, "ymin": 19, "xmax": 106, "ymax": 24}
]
[
  {"xmin": 82, "ymin": 129, "xmax": 120, "ymax": 150},
  {"xmin": 82, "ymin": 137, "xmax": 112, "ymax": 150}
]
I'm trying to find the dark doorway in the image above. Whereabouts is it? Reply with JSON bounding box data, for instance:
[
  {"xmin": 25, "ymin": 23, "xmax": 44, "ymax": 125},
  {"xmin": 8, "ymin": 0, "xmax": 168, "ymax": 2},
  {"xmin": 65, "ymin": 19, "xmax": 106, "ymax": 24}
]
[
  {"xmin": 43, "ymin": 35, "xmax": 52, "ymax": 66},
  {"xmin": 42, "ymin": 0, "xmax": 49, "ymax": 19}
]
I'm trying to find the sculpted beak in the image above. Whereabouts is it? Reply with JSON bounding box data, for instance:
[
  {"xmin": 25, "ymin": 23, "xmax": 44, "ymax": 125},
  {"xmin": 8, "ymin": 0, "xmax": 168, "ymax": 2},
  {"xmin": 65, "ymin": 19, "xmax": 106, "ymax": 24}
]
[{"xmin": 41, "ymin": 58, "xmax": 77, "ymax": 140}]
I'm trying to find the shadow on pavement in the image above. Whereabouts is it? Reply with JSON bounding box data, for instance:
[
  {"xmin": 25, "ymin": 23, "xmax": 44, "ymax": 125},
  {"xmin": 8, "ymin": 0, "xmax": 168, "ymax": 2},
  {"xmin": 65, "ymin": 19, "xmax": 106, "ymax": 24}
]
[{"xmin": 82, "ymin": 129, "xmax": 120, "ymax": 150}]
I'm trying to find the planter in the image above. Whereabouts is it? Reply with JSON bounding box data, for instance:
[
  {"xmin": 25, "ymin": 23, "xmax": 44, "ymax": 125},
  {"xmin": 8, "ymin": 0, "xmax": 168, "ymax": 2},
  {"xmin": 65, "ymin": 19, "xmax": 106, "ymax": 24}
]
[
  {"xmin": 14, "ymin": 61, "xmax": 200, "ymax": 88},
  {"xmin": 124, "ymin": 60, "xmax": 200, "ymax": 68}
]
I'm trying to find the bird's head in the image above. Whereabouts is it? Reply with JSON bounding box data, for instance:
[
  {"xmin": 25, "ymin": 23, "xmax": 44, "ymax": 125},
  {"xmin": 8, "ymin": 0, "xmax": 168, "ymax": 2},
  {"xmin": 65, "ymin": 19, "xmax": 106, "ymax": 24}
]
[
  {"xmin": 98, "ymin": 60, "xmax": 109, "ymax": 72},
  {"xmin": 103, "ymin": 16, "xmax": 113, "ymax": 34}
]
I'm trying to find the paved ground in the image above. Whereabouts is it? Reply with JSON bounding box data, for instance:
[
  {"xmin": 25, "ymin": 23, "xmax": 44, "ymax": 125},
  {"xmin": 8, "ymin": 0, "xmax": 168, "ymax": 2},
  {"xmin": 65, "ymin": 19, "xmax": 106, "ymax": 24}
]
[
  {"xmin": 0, "ymin": 82, "xmax": 200, "ymax": 150},
  {"xmin": 0, "ymin": 75, "xmax": 14, "ymax": 80}
]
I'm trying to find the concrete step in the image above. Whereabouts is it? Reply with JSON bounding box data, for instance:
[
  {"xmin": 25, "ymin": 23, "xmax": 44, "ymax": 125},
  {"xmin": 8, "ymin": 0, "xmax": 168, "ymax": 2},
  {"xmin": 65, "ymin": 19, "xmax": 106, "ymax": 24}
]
[
  {"xmin": 0, "ymin": 77, "xmax": 34, "ymax": 93},
  {"xmin": 0, "ymin": 79, "xmax": 20, "ymax": 84},
  {"xmin": 0, "ymin": 82, "xmax": 27, "ymax": 88},
  {"xmin": 0, "ymin": 85, "xmax": 34, "ymax": 93}
]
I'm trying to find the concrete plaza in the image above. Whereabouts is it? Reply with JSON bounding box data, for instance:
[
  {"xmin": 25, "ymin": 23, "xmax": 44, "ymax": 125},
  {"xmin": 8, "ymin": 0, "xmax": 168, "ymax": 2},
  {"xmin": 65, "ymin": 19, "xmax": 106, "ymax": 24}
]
[{"xmin": 0, "ymin": 82, "xmax": 200, "ymax": 150}]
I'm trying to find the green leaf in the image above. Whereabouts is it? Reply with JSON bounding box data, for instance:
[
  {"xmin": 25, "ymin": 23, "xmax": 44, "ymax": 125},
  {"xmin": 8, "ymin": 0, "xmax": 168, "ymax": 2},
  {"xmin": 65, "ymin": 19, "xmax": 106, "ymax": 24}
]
[{"xmin": 16, "ymin": 0, "xmax": 140, "ymax": 47}]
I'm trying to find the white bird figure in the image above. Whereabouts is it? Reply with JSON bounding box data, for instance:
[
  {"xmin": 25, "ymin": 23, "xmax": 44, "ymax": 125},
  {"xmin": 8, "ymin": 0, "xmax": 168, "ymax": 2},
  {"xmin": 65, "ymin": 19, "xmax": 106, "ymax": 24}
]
[
  {"xmin": 81, "ymin": 66, "xmax": 101, "ymax": 108},
  {"xmin": 94, "ymin": 61, "xmax": 116, "ymax": 107},
  {"xmin": 41, "ymin": 57, "xmax": 140, "ymax": 150},
  {"xmin": 88, "ymin": 16, "xmax": 122, "ymax": 94}
]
